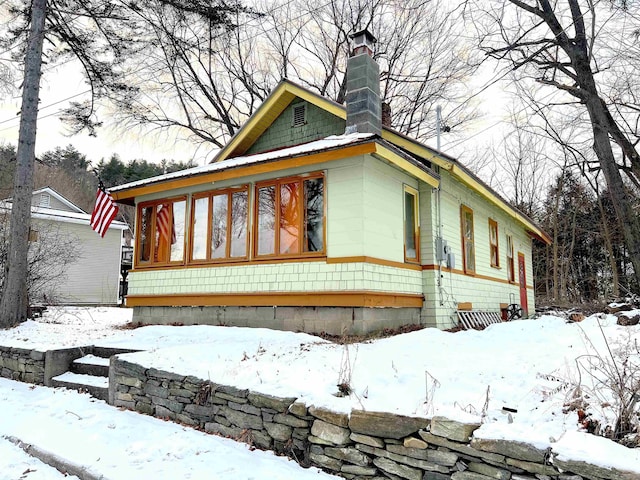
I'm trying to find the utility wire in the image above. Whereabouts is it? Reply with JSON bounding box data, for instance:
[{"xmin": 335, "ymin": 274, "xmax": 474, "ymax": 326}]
[{"xmin": 0, "ymin": 0, "xmax": 328, "ymax": 131}]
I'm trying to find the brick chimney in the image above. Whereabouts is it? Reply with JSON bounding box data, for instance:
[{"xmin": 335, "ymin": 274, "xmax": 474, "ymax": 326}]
[{"xmin": 345, "ymin": 29, "xmax": 381, "ymax": 135}]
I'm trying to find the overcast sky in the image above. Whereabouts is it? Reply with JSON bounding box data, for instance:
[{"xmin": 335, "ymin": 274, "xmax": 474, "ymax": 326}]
[{"xmin": 0, "ymin": 21, "xmax": 512, "ymax": 176}]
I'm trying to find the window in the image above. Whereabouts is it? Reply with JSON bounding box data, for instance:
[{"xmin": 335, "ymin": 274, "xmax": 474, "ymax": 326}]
[
  {"xmin": 461, "ymin": 205, "xmax": 475, "ymax": 274},
  {"xmin": 292, "ymin": 103, "xmax": 306, "ymax": 127},
  {"xmin": 255, "ymin": 174, "xmax": 324, "ymax": 257},
  {"xmin": 137, "ymin": 197, "xmax": 186, "ymax": 266},
  {"xmin": 506, "ymin": 235, "xmax": 515, "ymax": 282},
  {"xmin": 190, "ymin": 186, "xmax": 249, "ymax": 262},
  {"xmin": 404, "ymin": 186, "xmax": 419, "ymax": 263},
  {"xmin": 489, "ymin": 219, "xmax": 499, "ymax": 268},
  {"xmin": 39, "ymin": 193, "xmax": 50, "ymax": 208}
]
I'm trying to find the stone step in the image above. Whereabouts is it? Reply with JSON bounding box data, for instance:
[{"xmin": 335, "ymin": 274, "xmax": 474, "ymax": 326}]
[
  {"xmin": 91, "ymin": 346, "xmax": 140, "ymax": 359},
  {"xmin": 72, "ymin": 354, "xmax": 110, "ymax": 377},
  {"xmin": 51, "ymin": 372, "xmax": 108, "ymax": 402}
]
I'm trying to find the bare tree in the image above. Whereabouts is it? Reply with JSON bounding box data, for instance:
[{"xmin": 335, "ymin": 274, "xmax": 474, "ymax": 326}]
[
  {"xmin": 494, "ymin": 108, "xmax": 549, "ymax": 216},
  {"xmin": 0, "ymin": 205, "xmax": 79, "ymax": 306},
  {"xmin": 105, "ymin": 0, "xmax": 480, "ymax": 151},
  {"xmin": 0, "ymin": 0, "xmax": 46, "ymax": 328},
  {"xmin": 266, "ymin": 0, "xmax": 480, "ymax": 141},
  {"xmin": 0, "ymin": 0, "xmax": 243, "ymax": 326},
  {"xmin": 466, "ymin": 0, "xmax": 640, "ymax": 290}
]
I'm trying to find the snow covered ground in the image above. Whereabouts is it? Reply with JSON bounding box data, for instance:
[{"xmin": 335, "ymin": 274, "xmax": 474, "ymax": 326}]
[
  {"xmin": 1, "ymin": 306, "xmax": 639, "ymax": 477},
  {"xmin": 0, "ymin": 379, "xmax": 338, "ymax": 479}
]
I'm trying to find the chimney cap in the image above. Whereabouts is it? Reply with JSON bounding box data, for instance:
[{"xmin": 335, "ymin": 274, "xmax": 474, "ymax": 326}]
[{"xmin": 350, "ymin": 29, "xmax": 377, "ymax": 51}]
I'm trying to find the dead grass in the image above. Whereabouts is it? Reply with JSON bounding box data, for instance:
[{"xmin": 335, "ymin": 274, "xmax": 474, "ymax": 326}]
[{"xmin": 313, "ymin": 323, "xmax": 425, "ymax": 344}]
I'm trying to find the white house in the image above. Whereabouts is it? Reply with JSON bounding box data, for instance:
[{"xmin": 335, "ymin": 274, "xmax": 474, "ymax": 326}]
[{"xmin": 1, "ymin": 187, "xmax": 127, "ymax": 305}]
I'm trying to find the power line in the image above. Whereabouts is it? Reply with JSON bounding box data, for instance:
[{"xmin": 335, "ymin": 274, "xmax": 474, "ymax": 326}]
[{"xmin": 0, "ymin": 0, "xmax": 327, "ymax": 132}]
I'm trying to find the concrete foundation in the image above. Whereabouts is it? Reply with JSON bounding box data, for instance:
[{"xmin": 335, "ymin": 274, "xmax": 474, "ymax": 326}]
[{"xmin": 132, "ymin": 305, "xmax": 422, "ymax": 336}]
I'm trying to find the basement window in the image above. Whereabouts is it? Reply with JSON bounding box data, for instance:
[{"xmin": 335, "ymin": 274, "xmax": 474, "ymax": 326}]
[{"xmin": 292, "ymin": 103, "xmax": 306, "ymax": 127}]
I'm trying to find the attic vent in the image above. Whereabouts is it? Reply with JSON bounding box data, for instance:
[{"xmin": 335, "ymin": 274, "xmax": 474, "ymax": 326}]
[
  {"xmin": 39, "ymin": 193, "xmax": 50, "ymax": 208},
  {"xmin": 292, "ymin": 103, "xmax": 306, "ymax": 127}
]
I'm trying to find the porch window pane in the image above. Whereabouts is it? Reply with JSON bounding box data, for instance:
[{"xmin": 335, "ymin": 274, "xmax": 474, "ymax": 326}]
[
  {"xmin": 489, "ymin": 219, "xmax": 499, "ymax": 267},
  {"xmin": 138, "ymin": 206, "xmax": 152, "ymax": 262},
  {"xmin": 211, "ymin": 194, "xmax": 228, "ymax": 259},
  {"xmin": 462, "ymin": 206, "xmax": 475, "ymax": 273},
  {"xmin": 230, "ymin": 190, "xmax": 248, "ymax": 257},
  {"xmin": 304, "ymin": 178, "xmax": 323, "ymax": 252},
  {"xmin": 280, "ymin": 182, "xmax": 300, "ymax": 254},
  {"xmin": 154, "ymin": 203, "xmax": 172, "ymax": 263},
  {"xmin": 257, "ymin": 185, "xmax": 276, "ymax": 255},
  {"xmin": 170, "ymin": 200, "xmax": 186, "ymax": 262},
  {"xmin": 507, "ymin": 235, "xmax": 515, "ymax": 281},
  {"xmin": 404, "ymin": 189, "xmax": 418, "ymax": 261},
  {"xmin": 192, "ymin": 197, "xmax": 208, "ymax": 260}
]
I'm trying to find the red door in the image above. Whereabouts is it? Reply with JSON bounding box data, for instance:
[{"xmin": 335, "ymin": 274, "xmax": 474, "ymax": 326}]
[{"xmin": 518, "ymin": 252, "xmax": 528, "ymax": 316}]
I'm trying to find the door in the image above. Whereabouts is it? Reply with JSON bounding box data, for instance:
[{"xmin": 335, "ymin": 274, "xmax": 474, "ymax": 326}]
[{"xmin": 517, "ymin": 252, "xmax": 528, "ymax": 316}]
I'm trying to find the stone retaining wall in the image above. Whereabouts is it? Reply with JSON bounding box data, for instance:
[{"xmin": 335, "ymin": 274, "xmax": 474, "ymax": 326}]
[
  {"xmin": 0, "ymin": 346, "xmax": 46, "ymax": 384},
  {"xmin": 111, "ymin": 357, "xmax": 636, "ymax": 480}
]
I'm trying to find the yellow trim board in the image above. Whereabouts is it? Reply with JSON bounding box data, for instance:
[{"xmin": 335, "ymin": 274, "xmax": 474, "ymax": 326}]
[
  {"xmin": 126, "ymin": 291, "xmax": 424, "ymax": 308},
  {"xmin": 212, "ymin": 80, "xmax": 547, "ymax": 243},
  {"xmin": 215, "ymin": 81, "xmax": 347, "ymax": 161},
  {"xmin": 112, "ymin": 142, "xmax": 377, "ymax": 203},
  {"xmin": 374, "ymin": 144, "xmax": 439, "ymax": 188},
  {"xmin": 111, "ymin": 140, "xmax": 439, "ymax": 203}
]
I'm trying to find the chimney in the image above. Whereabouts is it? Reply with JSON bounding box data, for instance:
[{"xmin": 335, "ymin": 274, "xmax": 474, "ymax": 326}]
[
  {"xmin": 345, "ymin": 29, "xmax": 381, "ymax": 135},
  {"xmin": 381, "ymin": 102, "xmax": 392, "ymax": 128}
]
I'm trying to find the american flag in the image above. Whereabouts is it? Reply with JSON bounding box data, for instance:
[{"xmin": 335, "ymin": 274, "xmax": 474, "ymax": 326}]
[
  {"xmin": 157, "ymin": 204, "xmax": 176, "ymax": 244},
  {"xmin": 90, "ymin": 182, "xmax": 119, "ymax": 237}
]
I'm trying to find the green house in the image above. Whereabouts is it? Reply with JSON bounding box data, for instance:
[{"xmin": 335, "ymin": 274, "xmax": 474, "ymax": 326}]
[{"xmin": 111, "ymin": 31, "xmax": 550, "ymax": 334}]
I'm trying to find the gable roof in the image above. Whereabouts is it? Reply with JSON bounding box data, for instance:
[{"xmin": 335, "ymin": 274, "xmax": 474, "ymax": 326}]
[
  {"xmin": 110, "ymin": 133, "xmax": 440, "ymax": 201},
  {"xmin": 111, "ymin": 79, "xmax": 550, "ymax": 244},
  {"xmin": 213, "ymin": 80, "xmax": 550, "ymax": 244},
  {"xmin": 32, "ymin": 187, "xmax": 88, "ymax": 213}
]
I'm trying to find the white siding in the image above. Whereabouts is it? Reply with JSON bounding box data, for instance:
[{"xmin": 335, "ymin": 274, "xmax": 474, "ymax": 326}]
[{"xmin": 33, "ymin": 219, "xmax": 122, "ymax": 304}]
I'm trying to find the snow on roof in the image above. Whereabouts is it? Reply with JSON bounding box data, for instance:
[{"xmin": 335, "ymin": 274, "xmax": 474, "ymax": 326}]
[
  {"xmin": 110, "ymin": 133, "xmax": 376, "ymax": 193},
  {"xmin": 0, "ymin": 201, "xmax": 127, "ymax": 229}
]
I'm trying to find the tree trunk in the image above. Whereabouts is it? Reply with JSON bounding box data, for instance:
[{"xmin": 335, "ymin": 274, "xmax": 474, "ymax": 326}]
[
  {"xmin": 584, "ymin": 94, "xmax": 640, "ymax": 291},
  {"xmin": 596, "ymin": 194, "xmax": 620, "ymax": 298},
  {"xmin": 0, "ymin": 0, "xmax": 46, "ymax": 328},
  {"xmin": 551, "ymin": 177, "xmax": 562, "ymax": 301}
]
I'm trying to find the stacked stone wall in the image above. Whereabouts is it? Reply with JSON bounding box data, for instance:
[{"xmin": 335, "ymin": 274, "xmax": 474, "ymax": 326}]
[
  {"xmin": 0, "ymin": 346, "xmax": 46, "ymax": 384},
  {"xmin": 112, "ymin": 357, "xmax": 637, "ymax": 480}
]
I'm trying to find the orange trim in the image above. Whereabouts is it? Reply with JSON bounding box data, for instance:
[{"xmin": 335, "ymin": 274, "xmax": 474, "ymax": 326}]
[
  {"xmin": 458, "ymin": 302, "xmax": 473, "ymax": 311},
  {"xmin": 112, "ymin": 143, "xmax": 376, "ymax": 204},
  {"xmin": 327, "ymin": 256, "xmax": 422, "ymax": 271},
  {"xmin": 129, "ymin": 255, "xmax": 422, "ymax": 273},
  {"xmin": 125, "ymin": 291, "xmax": 424, "ymax": 308},
  {"xmin": 422, "ymin": 264, "xmax": 534, "ymax": 289}
]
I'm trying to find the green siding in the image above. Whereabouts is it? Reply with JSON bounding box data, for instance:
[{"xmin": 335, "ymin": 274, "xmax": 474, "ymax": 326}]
[
  {"xmin": 420, "ymin": 168, "xmax": 536, "ymax": 329},
  {"xmin": 247, "ymin": 102, "xmax": 346, "ymax": 154}
]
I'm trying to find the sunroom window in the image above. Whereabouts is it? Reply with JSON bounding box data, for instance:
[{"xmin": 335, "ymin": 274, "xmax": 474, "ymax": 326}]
[
  {"xmin": 137, "ymin": 197, "xmax": 186, "ymax": 266},
  {"xmin": 255, "ymin": 174, "xmax": 324, "ymax": 257},
  {"xmin": 190, "ymin": 186, "xmax": 249, "ymax": 262}
]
